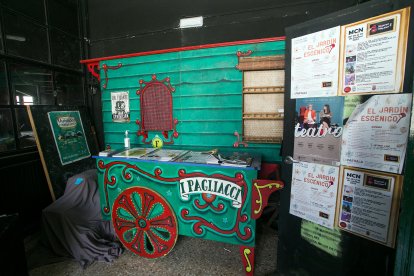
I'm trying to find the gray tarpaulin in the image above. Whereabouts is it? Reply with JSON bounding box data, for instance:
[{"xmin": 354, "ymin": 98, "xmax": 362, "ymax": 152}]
[{"xmin": 41, "ymin": 169, "xmax": 123, "ymax": 268}]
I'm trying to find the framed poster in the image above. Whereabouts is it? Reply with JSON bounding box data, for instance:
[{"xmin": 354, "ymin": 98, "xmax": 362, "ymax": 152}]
[
  {"xmin": 341, "ymin": 93, "xmax": 412, "ymax": 174},
  {"xmin": 339, "ymin": 8, "xmax": 410, "ymax": 95},
  {"xmin": 290, "ymin": 161, "xmax": 340, "ymax": 229},
  {"xmin": 111, "ymin": 91, "xmax": 130, "ymax": 122},
  {"xmin": 291, "ymin": 26, "xmax": 340, "ymax": 98},
  {"xmin": 337, "ymin": 167, "xmax": 403, "ymax": 247},
  {"xmin": 48, "ymin": 111, "xmax": 91, "ymax": 165},
  {"xmin": 28, "ymin": 106, "xmax": 97, "ymax": 200}
]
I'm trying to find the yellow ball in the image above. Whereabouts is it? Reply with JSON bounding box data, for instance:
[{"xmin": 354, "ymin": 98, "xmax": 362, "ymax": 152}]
[{"xmin": 151, "ymin": 135, "xmax": 163, "ymax": 148}]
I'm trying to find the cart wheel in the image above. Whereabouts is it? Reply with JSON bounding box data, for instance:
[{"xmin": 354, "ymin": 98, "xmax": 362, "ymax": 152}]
[{"xmin": 112, "ymin": 187, "xmax": 178, "ymax": 258}]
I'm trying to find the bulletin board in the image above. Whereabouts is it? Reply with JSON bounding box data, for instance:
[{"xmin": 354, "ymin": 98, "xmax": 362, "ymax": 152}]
[{"xmin": 279, "ymin": 0, "xmax": 414, "ymax": 275}]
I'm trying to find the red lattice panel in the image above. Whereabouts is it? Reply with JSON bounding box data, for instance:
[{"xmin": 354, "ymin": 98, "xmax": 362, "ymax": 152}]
[{"xmin": 141, "ymin": 83, "xmax": 173, "ymax": 131}]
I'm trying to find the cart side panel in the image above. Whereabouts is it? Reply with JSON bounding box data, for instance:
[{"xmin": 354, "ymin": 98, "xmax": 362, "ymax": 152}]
[{"xmin": 96, "ymin": 157, "xmax": 258, "ymax": 247}]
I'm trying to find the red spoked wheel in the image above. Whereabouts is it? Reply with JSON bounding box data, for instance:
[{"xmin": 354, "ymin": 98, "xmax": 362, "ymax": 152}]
[{"xmin": 112, "ymin": 187, "xmax": 178, "ymax": 258}]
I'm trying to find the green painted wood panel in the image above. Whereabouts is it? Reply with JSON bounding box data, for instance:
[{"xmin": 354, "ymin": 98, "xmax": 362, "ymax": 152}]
[
  {"xmin": 105, "ymin": 70, "xmax": 242, "ymax": 90},
  {"xmin": 100, "ymin": 40, "xmax": 285, "ymax": 162}
]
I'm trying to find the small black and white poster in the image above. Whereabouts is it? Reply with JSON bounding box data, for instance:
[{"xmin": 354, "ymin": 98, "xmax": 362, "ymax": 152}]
[{"xmin": 111, "ymin": 91, "xmax": 130, "ymax": 122}]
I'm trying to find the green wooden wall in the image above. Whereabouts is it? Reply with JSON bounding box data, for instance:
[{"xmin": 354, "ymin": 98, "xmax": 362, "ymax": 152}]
[{"xmin": 99, "ymin": 40, "xmax": 285, "ymax": 162}]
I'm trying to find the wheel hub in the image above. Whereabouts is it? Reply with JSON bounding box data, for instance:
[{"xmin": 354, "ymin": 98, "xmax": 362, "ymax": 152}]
[{"xmin": 138, "ymin": 218, "xmax": 147, "ymax": 228}]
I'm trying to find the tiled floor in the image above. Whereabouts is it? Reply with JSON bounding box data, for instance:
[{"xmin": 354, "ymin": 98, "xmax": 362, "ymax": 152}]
[{"xmin": 27, "ymin": 224, "xmax": 278, "ymax": 276}]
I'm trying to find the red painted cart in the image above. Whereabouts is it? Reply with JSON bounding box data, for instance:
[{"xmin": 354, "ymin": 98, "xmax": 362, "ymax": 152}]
[{"xmin": 95, "ymin": 153, "xmax": 283, "ymax": 275}]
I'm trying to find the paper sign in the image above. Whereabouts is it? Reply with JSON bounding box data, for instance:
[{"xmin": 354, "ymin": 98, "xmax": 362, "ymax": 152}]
[
  {"xmin": 111, "ymin": 91, "xmax": 130, "ymax": 122},
  {"xmin": 290, "ymin": 162, "xmax": 339, "ymax": 229},
  {"xmin": 339, "ymin": 9, "xmax": 409, "ymax": 95},
  {"xmin": 337, "ymin": 167, "xmax": 402, "ymax": 247},
  {"xmin": 341, "ymin": 93, "xmax": 412, "ymax": 173},
  {"xmin": 291, "ymin": 26, "xmax": 340, "ymax": 98}
]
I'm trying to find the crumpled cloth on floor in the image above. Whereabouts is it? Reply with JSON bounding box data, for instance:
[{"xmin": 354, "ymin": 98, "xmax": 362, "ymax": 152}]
[{"xmin": 41, "ymin": 169, "xmax": 123, "ymax": 268}]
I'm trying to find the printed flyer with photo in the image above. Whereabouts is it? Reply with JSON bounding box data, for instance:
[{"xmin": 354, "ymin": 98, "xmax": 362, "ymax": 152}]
[
  {"xmin": 294, "ymin": 97, "xmax": 344, "ymax": 166},
  {"xmin": 111, "ymin": 91, "xmax": 130, "ymax": 122},
  {"xmin": 341, "ymin": 93, "xmax": 412, "ymax": 173},
  {"xmin": 337, "ymin": 167, "xmax": 402, "ymax": 247},
  {"xmin": 290, "ymin": 161, "xmax": 340, "ymax": 229},
  {"xmin": 339, "ymin": 8, "xmax": 409, "ymax": 95},
  {"xmin": 291, "ymin": 26, "xmax": 340, "ymax": 98}
]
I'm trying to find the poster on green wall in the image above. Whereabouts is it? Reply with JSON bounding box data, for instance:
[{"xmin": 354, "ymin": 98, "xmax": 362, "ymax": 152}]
[
  {"xmin": 111, "ymin": 91, "xmax": 130, "ymax": 122},
  {"xmin": 47, "ymin": 111, "xmax": 91, "ymax": 165}
]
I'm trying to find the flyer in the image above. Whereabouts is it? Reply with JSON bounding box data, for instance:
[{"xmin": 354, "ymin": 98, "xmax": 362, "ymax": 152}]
[
  {"xmin": 290, "ymin": 162, "xmax": 339, "ymax": 229},
  {"xmin": 337, "ymin": 167, "xmax": 402, "ymax": 247},
  {"xmin": 341, "ymin": 93, "xmax": 412, "ymax": 174},
  {"xmin": 291, "ymin": 26, "xmax": 340, "ymax": 99},
  {"xmin": 339, "ymin": 8, "xmax": 409, "ymax": 95},
  {"xmin": 294, "ymin": 97, "xmax": 344, "ymax": 166},
  {"xmin": 48, "ymin": 111, "xmax": 91, "ymax": 165},
  {"xmin": 301, "ymin": 220, "xmax": 342, "ymax": 257},
  {"xmin": 111, "ymin": 91, "xmax": 130, "ymax": 122}
]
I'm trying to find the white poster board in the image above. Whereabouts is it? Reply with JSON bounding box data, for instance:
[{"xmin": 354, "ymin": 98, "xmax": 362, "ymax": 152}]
[
  {"xmin": 290, "ymin": 162, "xmax": 339, "ymax": 229},
  {"xmin": 291, "ymin": 26, "xmax": 340, "ymax": 99}
]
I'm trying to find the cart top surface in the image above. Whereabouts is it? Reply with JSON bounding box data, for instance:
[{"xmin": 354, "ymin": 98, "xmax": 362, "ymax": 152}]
[{"xmin": 93, "ymin": 148, "xmax": 262, "ymax": 170}]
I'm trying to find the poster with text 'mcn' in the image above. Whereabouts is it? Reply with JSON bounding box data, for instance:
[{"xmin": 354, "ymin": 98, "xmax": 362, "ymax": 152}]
[
  {"xmin": 337, "ymin": 167, "xmax": 403, "ymax": 248},
  {"xmin": 290, "ymin": 7, "xmax": 410, "ymax": 98},
  {"xmin": 339, "ymin": 8, "xmax": 410, "ymax": 95}
]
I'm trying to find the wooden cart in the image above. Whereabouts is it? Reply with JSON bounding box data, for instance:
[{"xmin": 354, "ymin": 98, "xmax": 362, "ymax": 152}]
[{"xmin": 95, "ymin": 154, "xmax": 283, "ymax": 275}]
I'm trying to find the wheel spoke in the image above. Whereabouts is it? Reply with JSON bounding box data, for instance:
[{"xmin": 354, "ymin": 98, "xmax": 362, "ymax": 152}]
[
  {"xmin": 118, "ymin": 195, "xmax": 139, "ymax": 219},
  {"xmin": 142, "ymin": 192, "xmax": 154, "ymax": 218},
  {"xmin": 130, "ymin": 229, "xmax": 144, "ymax": 253},
  {"xmin": 114, "ymin": 216, "xmax": 136, "ymax": 231},
  {"xmin": 149, "ymin": 216, "xmax": 174, "ymax": 228}
]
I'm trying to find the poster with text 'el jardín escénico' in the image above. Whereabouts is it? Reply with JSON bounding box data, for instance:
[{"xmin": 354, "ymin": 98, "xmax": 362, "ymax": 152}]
[
  {"xmin": 290, "ymin": 8, "xmax": 409, "ymax": 98},
  {"xmin": 290, "ymin": 161, "xmax": 339, "ymax": 229},
  {"xmin": 340, "ymin": 93, "xmax": 412, "ymax": 174},
  {"xmin": 291, "ymin": 26, "xmax": 340, "ymax": 99}
]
